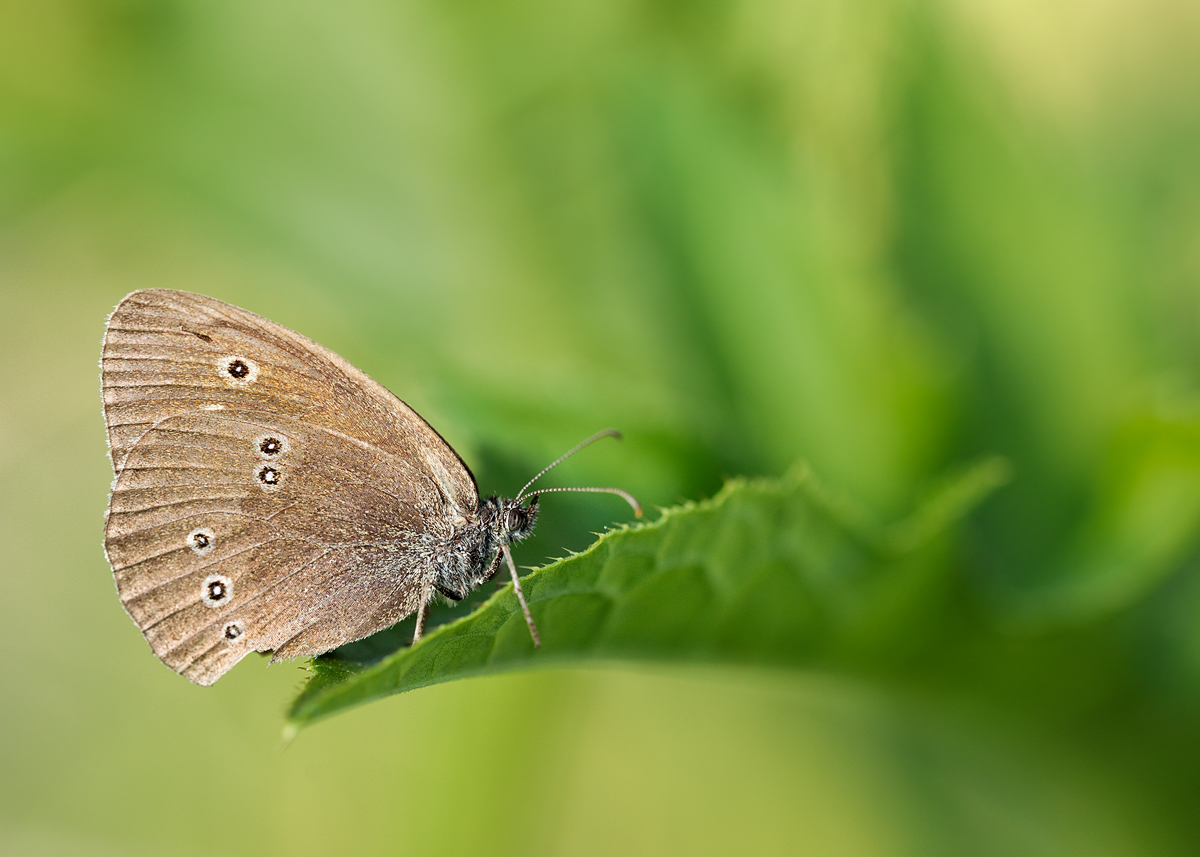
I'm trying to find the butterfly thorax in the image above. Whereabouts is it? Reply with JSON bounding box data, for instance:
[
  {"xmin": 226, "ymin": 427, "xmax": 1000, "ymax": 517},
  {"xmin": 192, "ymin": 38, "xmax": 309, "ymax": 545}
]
[{"xmin": 432, "ymin": 495, "xmax": 539, "ymax": 601}]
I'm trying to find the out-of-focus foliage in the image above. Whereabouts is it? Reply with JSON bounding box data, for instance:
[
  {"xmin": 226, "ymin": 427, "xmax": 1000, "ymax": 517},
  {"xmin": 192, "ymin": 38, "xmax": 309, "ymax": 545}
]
[{"xmin": 3, "ymin": 0, "xmax": 1200, "ymax": 854}]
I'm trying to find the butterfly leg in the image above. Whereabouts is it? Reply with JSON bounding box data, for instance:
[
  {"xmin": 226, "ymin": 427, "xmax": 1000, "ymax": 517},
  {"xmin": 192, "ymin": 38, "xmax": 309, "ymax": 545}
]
[
  {"xmin": 412, "ymin": 582, "xmax": 432, "ymax": 644},
  {"xmin": 480, "ymin": 548, "xmax": 502, "ymax": 585},
  {"xmin": 502, "ymin": 544, "xmax": 541, "ymax": 648}
]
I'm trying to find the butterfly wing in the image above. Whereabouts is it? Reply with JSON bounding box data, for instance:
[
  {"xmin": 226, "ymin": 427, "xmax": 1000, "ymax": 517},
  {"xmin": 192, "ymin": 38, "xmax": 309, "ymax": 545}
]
[
  {"xmin": 102, "ymin": 289, "xmax": 476, "ymax": 685},
  {"xmin": 103, "ymin": 289, "xmax": 477, "ymax": 511}
]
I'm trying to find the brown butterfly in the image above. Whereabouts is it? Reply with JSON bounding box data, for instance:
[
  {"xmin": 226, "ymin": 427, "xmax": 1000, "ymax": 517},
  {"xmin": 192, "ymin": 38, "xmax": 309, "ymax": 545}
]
[{"xmin": 101, "ymin": 290, "xmax": 639, "ymax": 685}]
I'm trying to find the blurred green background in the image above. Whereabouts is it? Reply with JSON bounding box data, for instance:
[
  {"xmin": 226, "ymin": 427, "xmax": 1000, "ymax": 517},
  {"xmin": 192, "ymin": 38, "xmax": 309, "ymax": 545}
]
[{"xmin": 4, "ymin": 0, "xmax": 1200, "ymax": 854}]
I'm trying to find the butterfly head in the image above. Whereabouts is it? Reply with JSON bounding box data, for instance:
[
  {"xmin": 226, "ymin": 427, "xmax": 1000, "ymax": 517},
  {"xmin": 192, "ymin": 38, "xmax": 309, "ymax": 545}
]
[
  {"xmin": 480, "ymin": 494, "xmax": 539, "ymax": 546},
  {"xmin": 475, "ymin": 428, "xmax": 639, "ymax": 577},
  {"xmin": 495, "ymin": 494, "xmax": 539, "ymax": 544}
]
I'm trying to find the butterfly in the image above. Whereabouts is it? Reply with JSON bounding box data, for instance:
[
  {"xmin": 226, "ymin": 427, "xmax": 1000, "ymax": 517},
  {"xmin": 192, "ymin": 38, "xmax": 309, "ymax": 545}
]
[{"xmin": 101, "ymin": 289, "xmax": 638, "ymax": 685}]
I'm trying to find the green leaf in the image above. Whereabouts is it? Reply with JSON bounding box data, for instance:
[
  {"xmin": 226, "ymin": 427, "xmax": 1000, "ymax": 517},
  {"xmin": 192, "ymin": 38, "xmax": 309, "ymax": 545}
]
[{"xmin": 286, "ymin": 459, "xmax": 1007, "ymax": 733}]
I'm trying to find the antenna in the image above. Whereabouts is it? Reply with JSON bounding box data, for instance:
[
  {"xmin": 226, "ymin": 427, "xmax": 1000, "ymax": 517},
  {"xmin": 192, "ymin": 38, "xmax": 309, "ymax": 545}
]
[
  {"xmin": 514, "ymin": 428, "xmax": 642, "ymax": 518},
  {"xmin": 515, "ymin": 428, "xmax": 622, "ymax": 501},
  {"xmin": 527, "ymin": 485, "xmax": 642, "ymax": 518}
]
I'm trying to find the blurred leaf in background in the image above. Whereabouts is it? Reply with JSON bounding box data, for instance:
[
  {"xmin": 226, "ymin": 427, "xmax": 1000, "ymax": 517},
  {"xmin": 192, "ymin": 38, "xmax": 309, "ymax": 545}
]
[{"xmin": 3, "ymin": 0, "xmax": 1200, "ymax": 855}]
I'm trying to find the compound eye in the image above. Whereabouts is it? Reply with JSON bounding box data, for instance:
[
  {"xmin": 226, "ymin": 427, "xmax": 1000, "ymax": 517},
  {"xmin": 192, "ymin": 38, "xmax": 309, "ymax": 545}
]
[{"xmin": 506, "ymin": 508, "xmax": 524, "ymax": 531}]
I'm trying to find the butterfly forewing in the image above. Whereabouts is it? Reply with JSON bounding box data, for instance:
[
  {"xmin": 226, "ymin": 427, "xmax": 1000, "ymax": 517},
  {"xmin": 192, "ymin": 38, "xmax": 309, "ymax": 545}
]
[
  {"xmin": 103, "ymin": 290, "xmax": 477, "ymax": 509},
  {"xmin": 101, "ymin": 290, "xmax": 476, "ymax": 685}
]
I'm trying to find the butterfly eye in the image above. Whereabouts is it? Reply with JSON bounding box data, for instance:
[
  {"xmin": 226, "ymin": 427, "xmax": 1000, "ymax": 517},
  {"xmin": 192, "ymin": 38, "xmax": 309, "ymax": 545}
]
[{"xmin": 506, "ymin": 508, "xmax": 524, "ymax": 531}]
